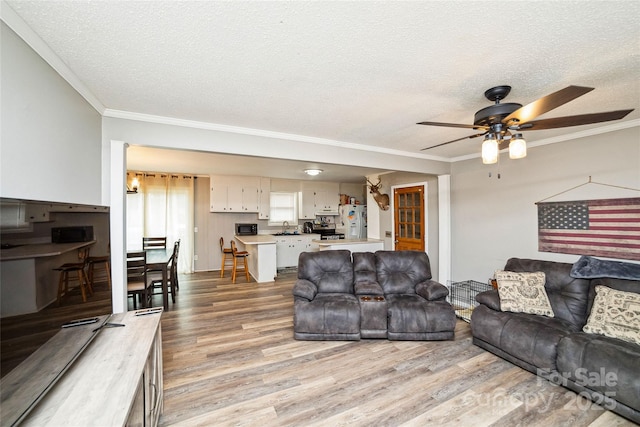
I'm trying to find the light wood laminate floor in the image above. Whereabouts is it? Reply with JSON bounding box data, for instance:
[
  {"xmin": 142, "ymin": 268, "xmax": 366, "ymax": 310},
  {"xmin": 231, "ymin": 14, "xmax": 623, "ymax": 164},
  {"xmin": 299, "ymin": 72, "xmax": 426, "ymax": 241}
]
[{"xmin": 1, "ymin": 271, "xmax": 635, "ymax": 426}]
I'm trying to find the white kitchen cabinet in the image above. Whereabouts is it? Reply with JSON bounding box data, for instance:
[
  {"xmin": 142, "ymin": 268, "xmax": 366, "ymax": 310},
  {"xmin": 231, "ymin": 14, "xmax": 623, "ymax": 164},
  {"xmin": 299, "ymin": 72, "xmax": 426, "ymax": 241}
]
[
  {"xmin": 258, "ymin": 177, "xmax": 271, "ymax": 219},
  {"xmin": 275, "ymin": 234, "xmax": 320, "ymax": 268},
  {"xmin": 314, "ymin": 187, "xmax": 339, "ymax": 213},
  {"xmin": 210, "ymin": 175, "xmax": 260, "ymax": 213},
  {"xmin": 241, "ymin": 181, "xmax": 260, "ymax": 212},
  {"xmin": 298, "ymin": 182, "xmax": 340, "ymax": 218},
  {"xmin": 276, "ymin": 236, "xmax": 299, "ymax": 268},
  {"xmin": 298, "ymin": 189, "xmax": 316, "ymax": 219}
]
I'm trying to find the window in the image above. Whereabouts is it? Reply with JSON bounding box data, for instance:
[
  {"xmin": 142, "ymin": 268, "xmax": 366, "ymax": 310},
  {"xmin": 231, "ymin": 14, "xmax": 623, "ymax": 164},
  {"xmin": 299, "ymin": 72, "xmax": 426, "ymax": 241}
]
[{"xmin": 269, "ymin": 192, "xmax": 298, "ymax": 226}]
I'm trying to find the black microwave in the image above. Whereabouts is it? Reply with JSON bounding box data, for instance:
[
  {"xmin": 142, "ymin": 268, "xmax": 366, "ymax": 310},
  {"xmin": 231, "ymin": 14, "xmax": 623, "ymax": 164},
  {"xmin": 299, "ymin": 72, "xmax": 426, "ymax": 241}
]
[
  {"xmin": 236, "ymin": 223, "xmax": 257, "ymax": 236},
  {"xmin": 52, "ymin": 226, "xmax": 94, "ymax": 243}
]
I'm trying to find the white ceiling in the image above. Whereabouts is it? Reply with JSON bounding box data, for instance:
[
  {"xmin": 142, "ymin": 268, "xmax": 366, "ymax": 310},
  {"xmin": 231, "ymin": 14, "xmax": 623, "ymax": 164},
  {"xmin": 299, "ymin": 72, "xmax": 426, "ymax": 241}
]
[{"xmin": 4, "ymin": 0, "xmax": 639, "ymax": 180}]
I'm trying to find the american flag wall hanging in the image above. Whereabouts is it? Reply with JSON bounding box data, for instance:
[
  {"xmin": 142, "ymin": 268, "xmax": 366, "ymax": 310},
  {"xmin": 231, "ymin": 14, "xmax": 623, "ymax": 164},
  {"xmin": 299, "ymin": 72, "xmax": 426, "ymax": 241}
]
[{"xmin": 537, "ymin": 197, "xmax": 640, "ymax": 261}]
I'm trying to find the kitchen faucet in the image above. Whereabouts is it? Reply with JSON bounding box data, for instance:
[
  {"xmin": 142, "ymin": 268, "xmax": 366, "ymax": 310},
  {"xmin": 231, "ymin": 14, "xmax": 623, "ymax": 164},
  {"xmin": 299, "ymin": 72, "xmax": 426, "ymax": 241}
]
[{"xmin": 282, "ymin": 221, "xmax": 290, "ymax": 234}]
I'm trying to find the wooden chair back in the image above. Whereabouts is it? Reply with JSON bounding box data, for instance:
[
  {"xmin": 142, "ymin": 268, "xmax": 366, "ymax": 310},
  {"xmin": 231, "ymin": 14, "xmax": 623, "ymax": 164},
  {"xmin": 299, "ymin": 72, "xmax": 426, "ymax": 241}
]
[
  {"xmin": 142, "ymin": 237, "xmax": 167, "ymax": 250},
  {"xmin": 126, "ymin": 251, "xmax": 147, "ymax": 282}
]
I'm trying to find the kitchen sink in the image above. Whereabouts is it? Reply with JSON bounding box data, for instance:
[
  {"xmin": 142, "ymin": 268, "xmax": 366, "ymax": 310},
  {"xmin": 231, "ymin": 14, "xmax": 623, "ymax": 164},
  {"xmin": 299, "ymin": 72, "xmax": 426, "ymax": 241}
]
[{"xmin": 272, "ymin": 232, "xmax": 299, "ymax": 236}]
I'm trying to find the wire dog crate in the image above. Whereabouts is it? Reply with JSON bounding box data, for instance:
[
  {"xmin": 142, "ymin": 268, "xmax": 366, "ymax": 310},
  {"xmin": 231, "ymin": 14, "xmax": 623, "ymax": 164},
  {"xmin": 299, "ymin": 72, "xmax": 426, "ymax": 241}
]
[{"xmin": 446, "ymin": 280, "xmax": 492, "ymax": 322}]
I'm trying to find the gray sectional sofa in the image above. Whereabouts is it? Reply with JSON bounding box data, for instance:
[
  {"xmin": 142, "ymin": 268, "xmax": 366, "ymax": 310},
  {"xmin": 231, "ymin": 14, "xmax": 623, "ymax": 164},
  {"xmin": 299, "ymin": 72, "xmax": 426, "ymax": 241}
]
[
  {"xmin": 471, "ymin": 257, "xmax": 640, "ymax": 423},
  {"xmin": 292, "ymin": 250, "xmax": 456, "ymax": 341}
]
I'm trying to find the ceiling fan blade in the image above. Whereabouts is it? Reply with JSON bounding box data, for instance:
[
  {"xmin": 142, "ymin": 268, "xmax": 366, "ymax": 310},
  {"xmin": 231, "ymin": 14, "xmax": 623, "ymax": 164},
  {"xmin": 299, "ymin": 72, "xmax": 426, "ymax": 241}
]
[
  {"xmin": 517, "ymin": 109, "xmax": 634, "ymax": 130},
  {"xmin": 417, "ymin": 121, "xmax": 488, "ymax": 130},
  {"xmin": 502, "ymin": 85, "xmax": 594, "ymax": 126},
  {"xmin": 420, "ymin": 132, "xmax": 486, "ymax": 151}
]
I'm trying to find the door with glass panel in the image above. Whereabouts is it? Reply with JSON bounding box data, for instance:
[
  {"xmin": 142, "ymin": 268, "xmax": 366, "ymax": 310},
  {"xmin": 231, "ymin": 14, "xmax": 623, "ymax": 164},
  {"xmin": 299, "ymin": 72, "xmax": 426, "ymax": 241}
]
[{"xmin": 394, "ymin": 185, "xmax": 425, "ymax": 251}]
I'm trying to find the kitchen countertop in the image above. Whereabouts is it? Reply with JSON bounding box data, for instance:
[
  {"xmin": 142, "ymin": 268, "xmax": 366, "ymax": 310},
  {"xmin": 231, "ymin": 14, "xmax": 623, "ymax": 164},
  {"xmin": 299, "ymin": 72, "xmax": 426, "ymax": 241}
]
[
  {"xmin": 0, "ymin": 241, "xmax": 96, "ymax": 261},
  {"xmin": 234, "ymin": 235, "xmax": 276, "ymax": 245},
  {"xmin": 314, "ymin": 238, "xmax": 383, "ymax": 245}
]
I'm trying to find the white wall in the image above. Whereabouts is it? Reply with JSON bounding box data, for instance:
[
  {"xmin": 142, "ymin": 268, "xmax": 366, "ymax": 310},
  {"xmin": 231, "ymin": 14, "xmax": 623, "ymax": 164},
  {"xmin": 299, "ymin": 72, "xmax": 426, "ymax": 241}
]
[
  {"xmin": 103, "ymin": 117, "xmax": 451, "ymax": 177},
  {"xmin": 0, "ymin": 23, "xmax": 102, "ymax": 205},
  {"xmin": 450, "ymin": 126, "xmax": 640, "ymax": 281}
]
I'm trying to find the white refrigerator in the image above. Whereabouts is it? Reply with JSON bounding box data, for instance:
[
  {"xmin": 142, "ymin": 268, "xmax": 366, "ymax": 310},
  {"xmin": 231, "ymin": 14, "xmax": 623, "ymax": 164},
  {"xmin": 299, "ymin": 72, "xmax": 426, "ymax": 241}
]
[{"xmin": 337, "ymin": 205, "xmax": 367, "ymax": 239}]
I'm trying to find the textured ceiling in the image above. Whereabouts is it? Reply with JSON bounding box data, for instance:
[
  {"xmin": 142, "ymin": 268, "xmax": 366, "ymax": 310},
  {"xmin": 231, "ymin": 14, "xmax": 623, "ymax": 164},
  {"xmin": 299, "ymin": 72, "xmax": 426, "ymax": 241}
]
[{"xmin": 4, "ymin": 0, "xmax": 640, "ymax": 169}]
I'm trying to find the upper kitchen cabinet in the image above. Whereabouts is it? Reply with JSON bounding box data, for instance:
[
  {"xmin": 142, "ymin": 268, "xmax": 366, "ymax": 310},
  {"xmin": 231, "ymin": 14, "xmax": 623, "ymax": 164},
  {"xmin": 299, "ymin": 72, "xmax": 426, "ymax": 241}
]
[
  {"xmin": 258, "ymin": 178, "xmax": 271, "ymax": 220},
  {"xmin": 210, "ymin": 175, "xmax": 261, "ymax": 213},
  {"xmin": 299, "ymin": 182, "xmax": 340, "ymax": 219}
]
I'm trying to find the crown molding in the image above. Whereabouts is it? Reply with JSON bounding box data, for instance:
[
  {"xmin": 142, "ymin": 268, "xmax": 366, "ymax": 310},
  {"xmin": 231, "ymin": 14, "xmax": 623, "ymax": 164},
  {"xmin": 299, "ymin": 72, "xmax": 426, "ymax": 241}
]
[
  {"xmin": 1, "ymin": 0, "xmax": 105, "ymax": 114},
  {"xmin": 103, "ymin": 108, "xmax": 453, "ymax": 163},
  {"xmin": 451, "ymin": 118, "xmax": 640, "ymax": 162}
]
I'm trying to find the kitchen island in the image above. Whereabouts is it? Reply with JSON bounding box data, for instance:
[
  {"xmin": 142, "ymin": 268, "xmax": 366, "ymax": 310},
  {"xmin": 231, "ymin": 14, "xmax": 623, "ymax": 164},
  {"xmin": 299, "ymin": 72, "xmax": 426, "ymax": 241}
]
[
  {"xmin": 316, "ymin": 238, "xmax": 385, "ymax": 253},
  {"xmin": 0, "ymin": 241, "xmax": 96, "ymax": 317},
  {"xmin": 233, "ymin": 235, "xmax": 277, "ymax": 283}
]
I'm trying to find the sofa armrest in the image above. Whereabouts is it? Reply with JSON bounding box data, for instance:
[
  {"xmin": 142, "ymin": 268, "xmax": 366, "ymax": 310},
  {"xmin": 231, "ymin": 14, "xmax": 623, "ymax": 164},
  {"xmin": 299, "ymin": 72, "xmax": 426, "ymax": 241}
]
[
  {"xmin": 416, "ymin": 280, "xmax": 449, "ymax": 301},
  {"xmin": 354, "ymin": 281, "xmax": 384, "ymax": 296},
  {"xmin": 293, "ymin": 279, "xmax": 318, "ymax": 301},
  {"xmin": 476, "ymin": 289, "xmax": 501, "ymax": 311}
]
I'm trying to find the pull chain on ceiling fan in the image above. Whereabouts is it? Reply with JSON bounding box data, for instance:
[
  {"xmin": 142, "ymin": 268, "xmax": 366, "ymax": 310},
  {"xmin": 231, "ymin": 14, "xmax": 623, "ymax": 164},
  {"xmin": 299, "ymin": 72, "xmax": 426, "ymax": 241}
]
[{"xmin": 418, "ymin": 85, "xmax": 634, "ymax": 164}]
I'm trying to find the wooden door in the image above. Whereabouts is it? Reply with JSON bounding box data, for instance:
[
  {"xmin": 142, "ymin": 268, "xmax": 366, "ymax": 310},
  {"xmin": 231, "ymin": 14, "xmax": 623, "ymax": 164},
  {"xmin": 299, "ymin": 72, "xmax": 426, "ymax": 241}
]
[{"xmin": 394, "ymin": 185, "xmax": 425, "ymax": 251}]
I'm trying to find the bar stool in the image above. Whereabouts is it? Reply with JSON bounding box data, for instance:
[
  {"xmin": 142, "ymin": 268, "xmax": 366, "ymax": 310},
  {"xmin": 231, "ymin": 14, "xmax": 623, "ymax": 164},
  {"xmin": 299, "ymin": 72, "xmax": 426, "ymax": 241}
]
[
  {"xmin": 54, "ymin": 246, "xmax": 92, "ymax": 305},
  {"xmin": 219, "ymin": 237, "xmax": 234, "ymax": 278},
  {"xmin": 86, "ymin": 245, "xmax": 111, "ymax": 290},
  {"xmin": 230, "ymin": 240, "xmax": 250, "ymax": 284}
]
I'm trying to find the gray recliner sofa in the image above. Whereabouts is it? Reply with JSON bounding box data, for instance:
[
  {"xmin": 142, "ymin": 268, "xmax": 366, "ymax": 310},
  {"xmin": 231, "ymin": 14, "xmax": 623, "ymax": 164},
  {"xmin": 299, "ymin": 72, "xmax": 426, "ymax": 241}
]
[
  {"xmin": 471, "ymin": 257, "xmax": 640, "ymax": 423},
  {"xmin": 293, "ymin": 250, "xmax": 456, "ymax": 341},
  {"xmin": 292, "ymin": 250, "xmax": 361, "ymax": 340},
  {"xmin": 354, "ymin": 251, "xmax": 456, "ymax": 340}
]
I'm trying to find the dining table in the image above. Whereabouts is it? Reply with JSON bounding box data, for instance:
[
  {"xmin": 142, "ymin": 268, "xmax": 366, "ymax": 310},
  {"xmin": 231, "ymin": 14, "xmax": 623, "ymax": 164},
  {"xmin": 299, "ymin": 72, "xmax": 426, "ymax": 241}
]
[{"xmin": 143, "ymin": 247, "xmax": 173, "ymax": 311}]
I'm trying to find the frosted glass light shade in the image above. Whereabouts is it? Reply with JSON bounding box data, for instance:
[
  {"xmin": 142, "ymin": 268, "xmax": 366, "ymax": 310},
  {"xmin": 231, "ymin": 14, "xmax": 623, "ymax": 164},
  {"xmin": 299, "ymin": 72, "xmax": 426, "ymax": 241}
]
[
  {"xmin": 304, "ymin": 169, "xmax": 323, "ymax": 176},
  {"xmin": 482, "ymin": 136, "xmax": 499, "ymax": 164},
  {"xmin": 509, "ymin": 134, "xmax": 527, "ymax": 159}
]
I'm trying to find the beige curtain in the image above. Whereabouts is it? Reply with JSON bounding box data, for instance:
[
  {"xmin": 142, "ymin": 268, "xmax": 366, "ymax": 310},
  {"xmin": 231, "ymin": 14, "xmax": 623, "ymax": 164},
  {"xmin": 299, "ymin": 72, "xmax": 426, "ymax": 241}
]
[{"xmin": 126, "ymin": 172, "xmax": 194, "ymax": 273}]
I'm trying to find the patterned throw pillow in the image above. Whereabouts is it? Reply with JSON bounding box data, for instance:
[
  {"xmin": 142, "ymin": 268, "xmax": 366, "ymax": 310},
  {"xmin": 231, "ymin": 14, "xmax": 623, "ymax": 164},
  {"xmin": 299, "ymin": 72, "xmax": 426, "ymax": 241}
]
[
  {"xmin": 583, "ymin": 285, "xmax": 640, "ymax": 345},
  {"xmin": 495, "ymin": 270, "xmax": 555, "ymax": 317}
]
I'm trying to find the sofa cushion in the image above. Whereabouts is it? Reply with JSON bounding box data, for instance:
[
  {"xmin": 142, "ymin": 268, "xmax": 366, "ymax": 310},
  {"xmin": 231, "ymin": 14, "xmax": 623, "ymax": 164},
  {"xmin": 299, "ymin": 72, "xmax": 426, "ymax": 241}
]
[
  {"xmin": 583, "ymin": 285, "xmax": 640, "ymax": 345},
  {"xmin": 470, "ymin": 304, "xmax": 578, "ymax": 370},
  {"xmin": 375, "ymin": 251, "xmax": 432, "ymax": 294},
  {"xmin": 293, "ymin": 293, "xmax": 360, "ymax": 335},
  {"xmin": 353, "ymin": 252, "xmax": 378, "ymax": 284},
  {"xmin": 496, "ymin": 270, "xmax": 554, "ymax": 317},
  {"xmin": 504, "ymin": 258, "xmax": 591, "ymax": 329},
  {"xmin": 297, "ymin": 250, "xmax": 354, "ymax": 294},
  {"xmin": 557, "ymin": 332, "xmax": 640, "ymax": 413},
  {"xmin": 386, "ymin": 294, "xmax": 455, "ymax": 335},
  {"xmin": 587, "ymin": 277, "xmax": 640, "ymax": 315}
]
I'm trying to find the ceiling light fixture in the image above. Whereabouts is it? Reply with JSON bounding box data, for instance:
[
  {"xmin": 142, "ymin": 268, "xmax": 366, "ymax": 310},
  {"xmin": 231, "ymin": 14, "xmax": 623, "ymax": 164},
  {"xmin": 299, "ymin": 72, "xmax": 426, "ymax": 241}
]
[
  {"xmin": 304, "ymin": 169, "xmax": 323, "ymax": 176},
  {"xmin": 509, "ymin": 133, "xmax": 527, "ymax": 159},
  {"xmin": 481, "ymin": 134, "xmax": 499, "ymax": 164}
]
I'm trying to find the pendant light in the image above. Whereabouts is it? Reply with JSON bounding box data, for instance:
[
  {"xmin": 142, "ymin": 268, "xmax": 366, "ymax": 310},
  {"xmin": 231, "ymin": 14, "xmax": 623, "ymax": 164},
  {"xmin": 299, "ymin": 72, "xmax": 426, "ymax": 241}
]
[
  {"xmin": 509, "ymin": 134, "xmax": 527, "ymax": 159},
  {"xmin": 481, "ymin": 134, "xmax": 499, "ymax": 164}
]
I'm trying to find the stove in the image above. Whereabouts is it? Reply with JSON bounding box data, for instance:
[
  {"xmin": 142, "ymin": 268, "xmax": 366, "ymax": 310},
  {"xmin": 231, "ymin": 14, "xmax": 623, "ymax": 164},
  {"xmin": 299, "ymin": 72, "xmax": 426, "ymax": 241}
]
[
  {"xmin": 312, "ymin": 224, "xmax": 345, "ymax": 240},
  {"xmin": 320, "ymin": 233, "xmax": 345, "ymax": 240}
]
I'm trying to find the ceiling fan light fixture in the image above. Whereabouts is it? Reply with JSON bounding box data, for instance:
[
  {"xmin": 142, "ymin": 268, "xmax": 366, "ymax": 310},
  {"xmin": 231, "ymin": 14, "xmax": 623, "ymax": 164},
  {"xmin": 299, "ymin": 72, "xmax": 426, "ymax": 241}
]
[
  {"xmin": 482, "ymin": 134, "xmax": 499, "ymax": 164},
  {"xmin": 509, "ymin": 134, "xmax": 527, "ymax": 159},
  {"xmin": 304, "ymin": 169, "xmax": 323, "ymax": 176}
]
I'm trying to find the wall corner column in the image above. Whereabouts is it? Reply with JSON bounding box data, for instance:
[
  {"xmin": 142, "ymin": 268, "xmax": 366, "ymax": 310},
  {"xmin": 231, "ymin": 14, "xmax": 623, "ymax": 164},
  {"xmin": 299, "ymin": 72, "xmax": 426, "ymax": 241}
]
[{"xmin": 109, "ymin": 140, "xmax": 128, "ymax": 313}]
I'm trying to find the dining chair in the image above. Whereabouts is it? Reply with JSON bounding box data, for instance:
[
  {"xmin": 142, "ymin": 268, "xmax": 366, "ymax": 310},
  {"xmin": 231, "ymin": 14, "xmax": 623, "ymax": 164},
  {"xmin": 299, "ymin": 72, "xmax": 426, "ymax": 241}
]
[
  {"xmin": 149, "ymin": 240, "xmax": 180, "ymax": 303},
  {"xmin": 142, "ymin": 237, "xmax": 167, "ymax": 250},
  {"xmin": 219, "ymin": 237, "xmax": 234, "ymax": 278},
  {"xmin": 230, "ymin": 240, "xmax": 250, "ymax": 284},
  {"xmin": 127, "ymin": 251, "xmax": 151, "ymax": 309},
  {"xmin": 54, "ymin": 246, "xmax": 93, "ymax": 305}
]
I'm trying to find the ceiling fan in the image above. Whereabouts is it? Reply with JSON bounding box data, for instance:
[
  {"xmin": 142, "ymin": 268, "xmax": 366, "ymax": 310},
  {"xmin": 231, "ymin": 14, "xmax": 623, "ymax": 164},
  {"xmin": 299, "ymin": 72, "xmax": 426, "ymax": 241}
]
[{"xmin": 418, "ymin": 85, "xmax": 634, "ymax": 163}]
